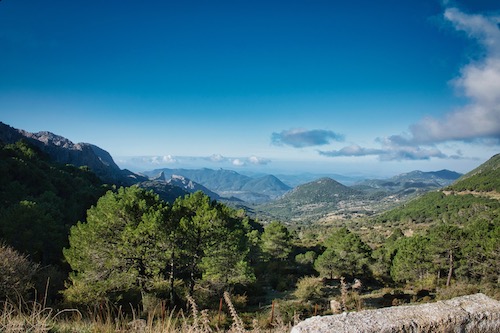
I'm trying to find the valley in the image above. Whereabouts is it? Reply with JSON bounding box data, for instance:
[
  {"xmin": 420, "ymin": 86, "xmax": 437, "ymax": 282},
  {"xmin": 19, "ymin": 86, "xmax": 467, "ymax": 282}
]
[{"xmin": 138, "ymin": 162, "xmax": 463, "ymax": 226}]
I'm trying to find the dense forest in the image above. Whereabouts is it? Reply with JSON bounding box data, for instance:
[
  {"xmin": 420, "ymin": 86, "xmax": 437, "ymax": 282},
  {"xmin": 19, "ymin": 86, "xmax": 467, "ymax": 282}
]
[{"xmin": 1, "ymin": 140, "xmax": 499, "ymax": 331}]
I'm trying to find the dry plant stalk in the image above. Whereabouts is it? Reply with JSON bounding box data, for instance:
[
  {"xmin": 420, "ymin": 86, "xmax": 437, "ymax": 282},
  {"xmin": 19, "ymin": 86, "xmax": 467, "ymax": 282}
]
[
  {"xmin": 186, "ymin": 294, "xmax": 200, "ymax": 330},
  {"xmin": 200, "ymin": 309, "xmax": 213, "ymax": 333},
  {"xmin": 340, "ymin": 276, "xmax": 348, "ymax": 312},
  {"xmin": 223, "ymin": 291, "xmax": 245, "ymax": 332},
  {"xmin": 271, "ymin": 301, "xmax": 285, "ymax": 329}
]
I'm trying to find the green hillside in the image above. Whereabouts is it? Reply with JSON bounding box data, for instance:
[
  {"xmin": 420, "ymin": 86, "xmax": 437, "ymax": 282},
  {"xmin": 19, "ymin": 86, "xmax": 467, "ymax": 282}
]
[
  {"xmin": 0, "ymin": 140, "xmax": 107, "ymax": 265},
  {"xmin": 446, "ymin": 154, "xmax": 500, "ymax": 192},
  {"xmin": 284, "ymin": 177, "xmax": 361, "ymax": 203},
  {"xmin": 371, "ymin": 154, "xmax": 500, "ymax": 230},
  {"xmin": 365, "ymin": 154, "xmax": 500, "ymax": 296},
  {"xmin": 257, "ymin": 177, "xmax": 364, "ymax": 223},
  {"xmin": 375, "ymin": 191, "xmax": 500, "ymax": 227}
]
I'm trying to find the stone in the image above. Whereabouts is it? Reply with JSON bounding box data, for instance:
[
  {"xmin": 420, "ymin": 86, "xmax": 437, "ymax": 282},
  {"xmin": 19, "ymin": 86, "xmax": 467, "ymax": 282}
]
[
  {"xmin": 330, "ymin": 299, "xmax": 342, "ymax": 314},
  {"xmin": 291, "ymin": 293, "xmax": 500, "ymax": 333}
]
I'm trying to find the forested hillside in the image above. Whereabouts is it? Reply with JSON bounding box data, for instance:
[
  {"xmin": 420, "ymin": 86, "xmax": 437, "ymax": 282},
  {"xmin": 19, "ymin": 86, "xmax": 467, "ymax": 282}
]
[
  {"xmin": 446, "ymin": 153, "xmax": 500, "ymax": 192},
  {"xmin": 366, "ymin": 154, "xmax": 500, "ymax": 296},
  {"xmin": 0, "ymin": 140, "xmax": 107, "ymax": 265}
]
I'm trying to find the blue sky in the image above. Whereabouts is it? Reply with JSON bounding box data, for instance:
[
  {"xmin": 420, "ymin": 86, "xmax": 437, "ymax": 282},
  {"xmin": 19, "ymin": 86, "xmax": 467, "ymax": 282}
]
[{"xmin": 1, "ymin": 0, "xmax": 499, "ymax": 177}]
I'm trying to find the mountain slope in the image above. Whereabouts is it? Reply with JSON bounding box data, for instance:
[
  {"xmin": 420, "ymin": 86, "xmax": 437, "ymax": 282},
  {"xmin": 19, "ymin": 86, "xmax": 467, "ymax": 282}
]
[
  {"xmin": 370, "ymin": 154, "xmax": 500, "ymax": 237},
  {"xmin": 241, "ymin": 175, "xmax": 292, "ymax": 194},
  {"xmin": 283, "ymin": 177, "xmax": 360, "ymax": 203},
  {"xmin": 145, "ymin": 168, "xmax": 251, "ymax": 191},
  {"xmin": 354, "ymin": 169, "xmax": 462, "ymax": 195},
  {"xmin": 166, "ymin": 175, "xmax": 222, "ymax": 200},
  {"xmin": 144, "ymin": 168, "xmax": 291, "ymax": 203},
  {"xmin": 446, "ymin": 154, "xmax": 500, "ymax": 192},
  {"xmin": 257, "ymin": 177, "xmax": 366, "ymax": 223},
  {"xmin": 0, "ymin": 122, "xmax": 146, "ymax": 185},
  {"xmin": 0, "ymin": 140, "xmax": 106, "ymax": 265},
  {"xmin": 136, "ymin": 180, "xmax": 189, "ymax": 203}
]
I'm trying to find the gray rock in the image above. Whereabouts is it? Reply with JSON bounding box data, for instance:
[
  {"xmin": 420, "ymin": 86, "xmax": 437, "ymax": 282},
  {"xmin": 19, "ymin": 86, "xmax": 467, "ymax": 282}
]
[{"xmin": 292, "ymin": 293, "xmax": 500, "ymax": 333}]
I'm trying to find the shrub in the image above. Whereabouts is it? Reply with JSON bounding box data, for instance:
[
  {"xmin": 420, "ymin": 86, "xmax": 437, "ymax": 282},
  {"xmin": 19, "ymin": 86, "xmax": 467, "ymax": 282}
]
[
  {"xmin": 293, "ymin": 276, "xmax": 324, "ymax": 303},
  {"xmin": 435, "ymin": 283, "xmax": 480, "ymax": 300},
  {"xmin": 0, "ymin": 243, "xmax": 39, "ymax": 300}
]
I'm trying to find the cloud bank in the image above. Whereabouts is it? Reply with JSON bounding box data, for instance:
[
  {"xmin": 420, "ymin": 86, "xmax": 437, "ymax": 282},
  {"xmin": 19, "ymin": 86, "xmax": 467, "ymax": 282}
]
[
  {"xmin": 205, "ymin": 154, "xmax": 271, "ymax": 167},
  {"xmin": 399, "ymin": 7, "xmax": 500, "ymax": 146},
  {"xmin": 248, "ymin": 155, "xmax": 271, "ymax": 165},
  {"xmin": 149, "ymin": 155, "xmax": 178, "ymax": 164},
  {"xmin": 271, "ymin": 128, "xmax": 344, "ymax": 148},
  {"xmin": 319, "ymin": 144, "xmax": 460, "ymax": 161},
  {"xmin": 321, "ymin": 6, "xmax": 499, "ymax": 161}
]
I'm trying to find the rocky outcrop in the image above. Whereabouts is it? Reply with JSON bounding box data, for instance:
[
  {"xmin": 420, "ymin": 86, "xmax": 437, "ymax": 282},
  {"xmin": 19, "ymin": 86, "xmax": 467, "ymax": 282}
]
[
  {"xmin": 0, "ymin": 122, "xmax": 146, "ymax": 185},
  {"xmin": 292, "ymin": 293, "xmax": 500, "ymax": 333}
]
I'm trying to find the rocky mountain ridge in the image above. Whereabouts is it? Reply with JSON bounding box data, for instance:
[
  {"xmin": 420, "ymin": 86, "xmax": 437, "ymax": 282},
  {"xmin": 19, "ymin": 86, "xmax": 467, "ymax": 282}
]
[{"xmin": 0, "ymin": 122, "xmax": 146, "ymax": 185}]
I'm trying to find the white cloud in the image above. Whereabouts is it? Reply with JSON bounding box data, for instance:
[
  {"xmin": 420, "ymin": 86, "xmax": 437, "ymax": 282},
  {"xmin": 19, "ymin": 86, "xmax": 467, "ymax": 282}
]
[
  {"xmin": 232, "ymin": 158, "xmax": 245, "ymax": 166},
  {"xmin": 248, "ymin": 155, "xmax": 271, "ymax": 165},
  {"xmin": 208, "ymin": 154, "xmax": 227, "ymax": 162},
  {"xmin": 360, "ymin": 6, "xmax": 500, "ymax": 158},
  {"xmin": 150, "ymin": 155, "xmax": 177, "ymax": 164},
  {"xmin": 400, "ymin": 7, "xmax": 500, "ymax": 145},
  {"xmin": 319, "ymin": 143, "xmax": 450, "ymax": 161}
]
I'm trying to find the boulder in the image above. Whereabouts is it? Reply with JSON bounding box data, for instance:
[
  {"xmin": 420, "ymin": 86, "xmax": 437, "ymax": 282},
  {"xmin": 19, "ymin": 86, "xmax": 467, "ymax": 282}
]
[{"xmin": 292, "ymin": 293, "xmax": 500, "ymax": 333}]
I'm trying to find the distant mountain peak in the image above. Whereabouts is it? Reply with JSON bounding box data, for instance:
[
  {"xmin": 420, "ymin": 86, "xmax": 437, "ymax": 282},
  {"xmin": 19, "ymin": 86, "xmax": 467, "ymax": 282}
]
[
  {"xmin": 153, "ymin": 171, "xmax": 166, "ymax": 181},
  {"xmin": 22, "ymin": 130, "xmax": 79, "ymax": 149},
  {"xmin": 165, "ymin": 174, "xmax": 220, "ymax": 199},
  {"xmin": 141, "ymin": 167, "xmax": 291, "ymax": 204},
  {"xmin": 171, "ymin": 174, "xmax": 186, "ymax": 181}
]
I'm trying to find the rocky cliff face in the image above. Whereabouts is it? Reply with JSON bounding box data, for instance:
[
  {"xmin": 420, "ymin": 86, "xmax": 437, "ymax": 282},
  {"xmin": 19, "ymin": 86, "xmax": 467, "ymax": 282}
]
[
  {"xmin": 0, "ymin": 122, "xmax": 145, "ymax": 185},
  {"xmin": 292, "ymin": 293, "xmax": 500, "ymax": 333}
]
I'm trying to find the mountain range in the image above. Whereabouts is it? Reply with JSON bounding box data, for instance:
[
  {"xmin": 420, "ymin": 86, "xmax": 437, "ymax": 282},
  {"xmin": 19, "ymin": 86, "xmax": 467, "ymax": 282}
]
[
  {"xmin": 0, "ymin": 122, "xmax": 469, "ymax": 223},
  {"xmin": 255, "ymin": 169, "xmax": 463, "ymax": 224},
  {"xmin": 352, "ymin": 169, "xmax": 462, "ymax": 196},
  {"xmin": 143, "ymin": 168, "xmax": 292, "ymax": 203}
]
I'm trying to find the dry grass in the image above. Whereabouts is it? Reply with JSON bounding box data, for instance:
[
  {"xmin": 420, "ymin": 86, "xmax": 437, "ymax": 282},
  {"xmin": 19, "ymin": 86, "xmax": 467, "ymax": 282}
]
[{"xmin": 0, "ymin": 293, "xmax": 292, "ymax": 333}]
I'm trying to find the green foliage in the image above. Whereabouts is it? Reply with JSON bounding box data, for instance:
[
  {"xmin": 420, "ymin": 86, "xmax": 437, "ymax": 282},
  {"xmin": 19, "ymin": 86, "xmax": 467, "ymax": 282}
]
[
  {"xmin": 314, "ymin": 248, "xmax": 339, "ymax": 279},
  {"xmin": 0, "ymin": 140, "xmax": 105, "ymax": 265},
  {"xmin": 447, "ymin": 153, "xmax": 500, "ymax": 192},
  {"xmin": 376, "ymin": 191, "xmax": 500, "ymax": 225},
  {"xmin": 457, "ymin": 219, "xmax": 500, "ymax": 284},
  {"xmin": 260, "ymin": 221, "xmax": 292, "ymax": 261},
  {"xmin": 390, "ymin": 235, "xmax": 434, "ymax": 284},
  {"xmin": 372, "ymin": 228, "xmax": 404, "ymax": 279},
  {"xmin": 428, "ymin": 223, "xmax": 464, "ymax": 286},
  {"xmin": 293, "ymin": 276, "xmax": 324, "ymax": 303},
  {"xmin": 64, "ymin": 189, "xmax": 257, "ymax": 306},
  {"xmin": 64, "ymin": 186, "xmax": 171, "ymax": 305},
  {"xmin": 173, "ymin": 192, "xmax": 255, "ymax": 292},
  {"xmin": 379, "ymin": 213, "xmax": 500, "ymax": 290},
  {"xmin": 295, "ymin": 251, "xmax": 317, "ymax": 266},
  {"xmin": 314, "ymin": 228, "xmax": 372, "ymax": 279}
]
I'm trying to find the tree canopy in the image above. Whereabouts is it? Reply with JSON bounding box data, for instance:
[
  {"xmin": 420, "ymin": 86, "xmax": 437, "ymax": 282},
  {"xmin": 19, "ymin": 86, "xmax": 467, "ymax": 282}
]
[
  {"xmin": 314, "ymin": 227, "xmax": 372, "ymax": 279},
  {"xmin": 64, "ymin": 189, "xmax": 256, "ymax": 306}
]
